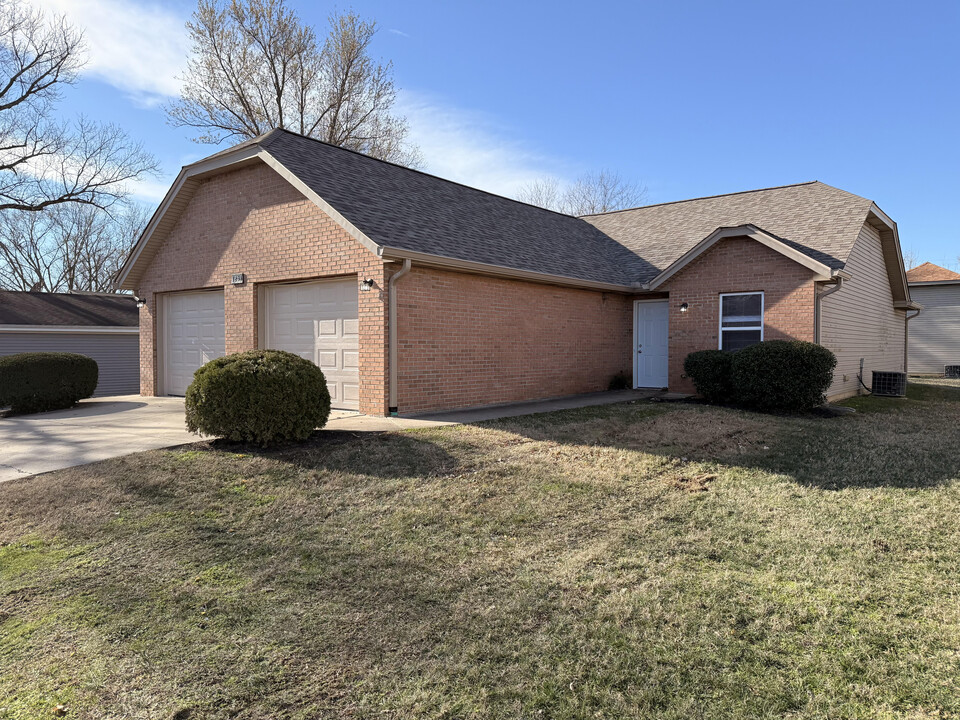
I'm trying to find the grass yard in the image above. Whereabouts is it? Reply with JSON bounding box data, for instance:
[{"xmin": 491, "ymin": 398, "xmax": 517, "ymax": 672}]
[{"xmin": 2, "ymin": 379, "xmax": 960, "ymax": 719}]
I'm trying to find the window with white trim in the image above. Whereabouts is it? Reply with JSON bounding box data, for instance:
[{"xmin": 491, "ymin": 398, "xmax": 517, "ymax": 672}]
[{"xmin": 719, "ymin": 292, "xmax": 764, "ymax": 351}]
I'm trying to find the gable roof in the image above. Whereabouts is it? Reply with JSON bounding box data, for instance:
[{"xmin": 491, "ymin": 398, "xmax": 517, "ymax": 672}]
[
  {"xmin": 0, "ymin": 291, "xmax": 138, "ymax": 327},
  {"xmin": 582, "ymin": 181, "xmax": 874, "ymax": 282},
  {"xmin": 258, "ymin": 130, "xmax": 652, "ymax": 286},
  {"xmin": 116, "ymin": 129, "xmax": 901, "ymax": 297},
  {"xmin": 906, "ymin": 262, "xmax": 960, "ymax": 284}
]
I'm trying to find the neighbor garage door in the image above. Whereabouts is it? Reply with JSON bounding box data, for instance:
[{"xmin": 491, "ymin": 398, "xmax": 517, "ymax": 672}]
[
  {"xmin": 163, "ymin": 290, "xmax": 225, "ymax": 396},
  {"xmin": 263, "ymin": 278, "xmax": 359, "ymax": 410}
]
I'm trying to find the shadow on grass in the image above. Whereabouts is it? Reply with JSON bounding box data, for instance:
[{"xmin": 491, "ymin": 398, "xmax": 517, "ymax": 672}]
[{"xmin": 477, "ymin": 382, "xmax": 960, "ymax": 491}]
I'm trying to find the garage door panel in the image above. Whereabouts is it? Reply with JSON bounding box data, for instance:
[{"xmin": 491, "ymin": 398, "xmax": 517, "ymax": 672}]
[
  {"xmin": 342, "ymin": 384, "xmax": 359, "ymax": 403},
  {"xmin": 164, "ymin": 290, "xmax": 225, "ymax": 396},
  {"xmin": 264, "ymin": 278, "xmax": 360, "ymax": 411},
  {"xmin": 343, "ymin": 350, "xmax": 359, "ymax": 371}
]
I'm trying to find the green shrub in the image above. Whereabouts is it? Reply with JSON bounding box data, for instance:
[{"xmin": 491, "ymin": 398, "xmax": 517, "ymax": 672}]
[
  {"xmin": 185, "ymin": 349, "xmax": 331, "ymax": 445},
  {"xmin": 730, "ymin": 340, "xmax": 837, "ymax": 412},
  {"xmin": 608, "ymin": 371, "xmax": 632, "ymax": 391},
  {"xmin": 0, "ymin": 352, "xmax": 98, "ymax": 414},
  {"xmin": 684, "ymin": 350, "xmax": 734, "ymax": 404}
]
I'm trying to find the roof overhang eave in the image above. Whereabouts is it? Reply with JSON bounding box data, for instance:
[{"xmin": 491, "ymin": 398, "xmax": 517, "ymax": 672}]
[
  {"xmin": 909, "ymin": 279, "xmax": 960, "ymax": 287},
  {"xmin": 866, "ymin": 203, "xmax": 912, "ymax": 304},
  {"xmin": 643, "ymin": 224, "xmax": 835, "ymax": 291},
  {"xmin": 377, "ymin": 246, "xmax": 637, "ymax": 293}
]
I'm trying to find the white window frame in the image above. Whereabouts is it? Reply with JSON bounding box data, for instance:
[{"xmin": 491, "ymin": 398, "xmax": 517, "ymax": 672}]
[{"xmin": 718, "ymin": 291, "xmax": 764, "ymax": 351}]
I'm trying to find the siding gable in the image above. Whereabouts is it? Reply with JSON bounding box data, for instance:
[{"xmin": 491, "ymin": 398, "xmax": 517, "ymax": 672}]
[{"xmin": 820, "ymin": 222, "xmax": 906, "ymax": 398}]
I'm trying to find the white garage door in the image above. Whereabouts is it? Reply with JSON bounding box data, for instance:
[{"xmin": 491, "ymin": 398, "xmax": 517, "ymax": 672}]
[
  {"xmin": 163, "ymin": 290, "xmax": 225, "ymax": 396},
  {"xmin": 264, "ymin": 278, "xmax": 359, "ymax": 410}
]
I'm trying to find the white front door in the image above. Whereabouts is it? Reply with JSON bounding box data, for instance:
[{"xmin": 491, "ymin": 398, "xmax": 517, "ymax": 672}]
[
  {"xmin": 263, "ymin": 278, "xmax": 360, "ymax": 410},
  {"xmin": 163, "ymin": 290, "xmax": 226, "ymax": 396},
  {"xmin": 634, "ymin": 300, "xmax": 669, "ymax": 388}
]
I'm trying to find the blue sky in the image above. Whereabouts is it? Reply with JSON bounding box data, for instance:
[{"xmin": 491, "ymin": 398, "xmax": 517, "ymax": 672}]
[{"xmin": 32, "ymin": 0, "xmax": 960, "ymax": 269}]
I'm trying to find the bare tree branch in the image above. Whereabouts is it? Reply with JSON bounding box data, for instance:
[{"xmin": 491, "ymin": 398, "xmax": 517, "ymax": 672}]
[
  {"xmin": 167, "ymin": 0, "xmax": 421, "ymax": 166},
  {"xmin": 0, "ymin": 0, "xmax": 159, "ymax": 214},
  {"xmin": 0, "ymin": 200, "xmax": 148, "ymax": 292},
  {"xmin": 517, "ymin": 171, "xmax": 647, "ymax": 216},
  {"xmin": 902, "ymin": 247, "xmax": 919, "ymax": 271}
]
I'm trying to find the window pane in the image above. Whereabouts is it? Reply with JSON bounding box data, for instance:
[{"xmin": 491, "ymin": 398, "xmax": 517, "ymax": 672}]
[
  {"xmin": 721, "ymin": 294, "xmax": 762, "ymax": 327},
  {"xmin": 721, "ymin": 329, "xmax": 762, "ymax": 352}
]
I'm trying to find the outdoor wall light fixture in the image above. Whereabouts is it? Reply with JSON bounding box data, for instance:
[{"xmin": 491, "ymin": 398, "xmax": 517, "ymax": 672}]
[
  {"xmin": 360, "ymin": 278, "xmax": 375, "ymax": 291},
  {"xmin": 135, "ymin": 296, "xmax": 146, "ymax": 309},
  {"xmin": 679, "ymin": 302, "xmax": 689, "ymax": 313}
]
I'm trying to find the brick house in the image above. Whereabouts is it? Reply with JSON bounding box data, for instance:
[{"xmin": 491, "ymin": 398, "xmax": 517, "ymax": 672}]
[{"xmin": 116, "ymin": 129, "xmax": 918, "ymax": 415}]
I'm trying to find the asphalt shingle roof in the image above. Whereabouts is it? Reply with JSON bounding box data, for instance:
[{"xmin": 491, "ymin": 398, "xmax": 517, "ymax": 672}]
[
  {"xmin": 582, "ymin": 182, "xmax": 874, "ymax": 283},
  {"xmin": 192, "ymin": 130, "xmax": 881, "ymax": 288},
  {"xmin": 906, "ymin": 262, "xmax": 960, "ymax": 283},
  {"xmin": 0, "ymin": 291, "xmax": 138, "ymax": 327},
  {"xmin": 259, "ymin": 130, "xmax": 656, "ymax": 285}
]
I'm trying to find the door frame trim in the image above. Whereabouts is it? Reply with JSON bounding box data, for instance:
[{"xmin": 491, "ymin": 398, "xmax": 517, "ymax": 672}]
[{"xmin": 633, "ymin": 298, "xmax": 670, "ymax": 389}]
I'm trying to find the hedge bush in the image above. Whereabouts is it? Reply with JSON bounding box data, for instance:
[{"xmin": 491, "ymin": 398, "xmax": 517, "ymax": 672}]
[
  {"xmin": 683, "ymin": 350, "xmax": 734, "ymax": 404},
  {"xmin": 730, "ymin": 340, "xmax": 837, "ymax": 412},
  {"xmin": 185, "ymin": 349, "xmax": 331, "ymax": 445},
  {"xmin": 684, "ymin": 341, "xmax": 837, "ymax": 413},
  {"xmin": 0, "ymin": 352, "xmax": 98, "ymax": 414}
]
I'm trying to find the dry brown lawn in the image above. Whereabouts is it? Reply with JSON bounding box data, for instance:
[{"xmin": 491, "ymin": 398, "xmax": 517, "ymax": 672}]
[{"xmin": 1, "ymin": 379, "xmax": 959, "ymax": 719}]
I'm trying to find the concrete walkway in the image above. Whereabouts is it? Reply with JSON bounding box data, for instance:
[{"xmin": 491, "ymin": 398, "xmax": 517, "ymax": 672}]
[{"xmin": 0, "ymin": 389, "xmax": 657, "ymax": 482}]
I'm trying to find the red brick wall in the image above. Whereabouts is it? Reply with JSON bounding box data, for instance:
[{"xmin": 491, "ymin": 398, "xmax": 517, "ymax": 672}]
[
  {"xmin": 661, "ymin": 236, "xmax": 817, "ymax": 393},
  {"xmin": 136, "ymin": 162, "xmax": 388, "ymax": 416},
  {"xmin": 395, "ymin": 266, "xmax": 634, "ymax": 414}
]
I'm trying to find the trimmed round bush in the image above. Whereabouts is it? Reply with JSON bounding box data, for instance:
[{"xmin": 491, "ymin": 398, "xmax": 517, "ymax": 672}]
[
  {"xmin": 0, "ymin": 352, "xmax": 98, "ymax": 414},
  {"xmin": 730, "ymin": 340, "xmax": 837, "ymax": 412},
  {"xmin": 185, "ymin": 349, "xmax": 331, "ymax": 445},
  {"xmin": 684, "ymin": 350, "xmax": 734, "ymax": 404}
]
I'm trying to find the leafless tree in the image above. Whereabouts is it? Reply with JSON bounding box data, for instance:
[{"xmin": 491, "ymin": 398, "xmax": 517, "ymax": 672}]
[
  {"xmin": 167, "ymin": 0, "xmax": 420, "ymax": 166},
  {"xmin": 517, "ymin": 170, "xmax": 646, "ymax": 216},
  {"xmin": 0, "ymin": 201, "xmax": 149, "ymax": 292},
  {"xmin": 0, "ymin": 0, "xmax": 158, "ymax": 213},
  {"xmin": 902, "ymin": 247, "xmax": 920, "ymax": 270}
]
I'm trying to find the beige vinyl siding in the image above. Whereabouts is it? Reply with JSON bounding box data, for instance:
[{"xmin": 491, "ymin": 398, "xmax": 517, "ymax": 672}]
[
  {"xmin": 820, "ymin": 222, "xmax": 906, "ymax": 399},
  {"xmin": 0, "ymin": 331, "xmax": 140, "ymax": 396},
  {"xmin": 907, "ymin": 283, "xmax": 960, "ymax": 374}
]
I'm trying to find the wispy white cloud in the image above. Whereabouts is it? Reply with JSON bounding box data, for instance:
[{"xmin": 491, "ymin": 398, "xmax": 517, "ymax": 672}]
[
  {"xmin": 128, "ymin": 176, "xmax": 172, "ymax": 205},
  {"xmin": 387, "ymin": 28, "xmax": 410, "ymax": 38},
  {"xmin": 397, "ymin": 90, "xmax": 569, "ymax": 200},
  {"xmin": 27, "ymin": 0, "xmax": 189, "ymax": 105}
]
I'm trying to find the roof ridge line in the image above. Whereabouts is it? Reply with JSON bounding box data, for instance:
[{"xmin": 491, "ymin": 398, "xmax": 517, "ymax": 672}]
[
  {"xmin": 578, "ymin": 181, "xmax": 823, "ymax": 217},
  {"xmin": 261, "ymin": 127, "xmax": 583, "ymax": 221}
]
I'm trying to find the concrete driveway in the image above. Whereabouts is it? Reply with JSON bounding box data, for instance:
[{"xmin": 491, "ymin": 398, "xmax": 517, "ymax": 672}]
[
  {"xmin": 0, "ymin": 396, "xmax": 199, "ymax": 482},
  {"xmin": 0, "ymin": 389, "xmax": 656, "ymax": 482}
]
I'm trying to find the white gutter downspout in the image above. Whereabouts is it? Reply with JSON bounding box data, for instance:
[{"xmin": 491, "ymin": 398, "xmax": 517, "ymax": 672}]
[
  {"xmin": 388, "ymin": 259, "xmax": 412, "ymax": 416},
  {"xmin": 814, "ymin": 276, "xmax": 844, "ymax": 344},
  {"xmin": 904, "ymin": 308, "xmax": 922, "ymax": 375}
]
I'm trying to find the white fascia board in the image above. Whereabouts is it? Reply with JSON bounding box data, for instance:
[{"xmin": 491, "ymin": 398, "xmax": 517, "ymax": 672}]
[
  {"xmin": 645, "ymin": 225, "xmax": 834, "ymax": 290},
  {"xmin": 869, "ymin": 203, "xmax": 911, "ymax": 301},
  {"xmin": 909, "ymin": 279, "xmax": 960, "ymax": 287},
  {"xmin": 0, "ymin": 325, "xmax": 139, "ymax": 334},
  {"xmin": 378, "ymin": 246, "xmax": 636, "ymax": 292}
]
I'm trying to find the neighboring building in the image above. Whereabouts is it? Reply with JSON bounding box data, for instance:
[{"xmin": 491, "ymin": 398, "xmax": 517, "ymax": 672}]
[
  {"xmin": 0, "ymin": 291, "xmax": 139, "ymax": 396},
  {"xmin": 116, "ymin": 129, "xmax": 917, "ymax": 415},
  {"xmin": 906, "ymin": 262, "xmax": 960, "ymax": 374}
]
